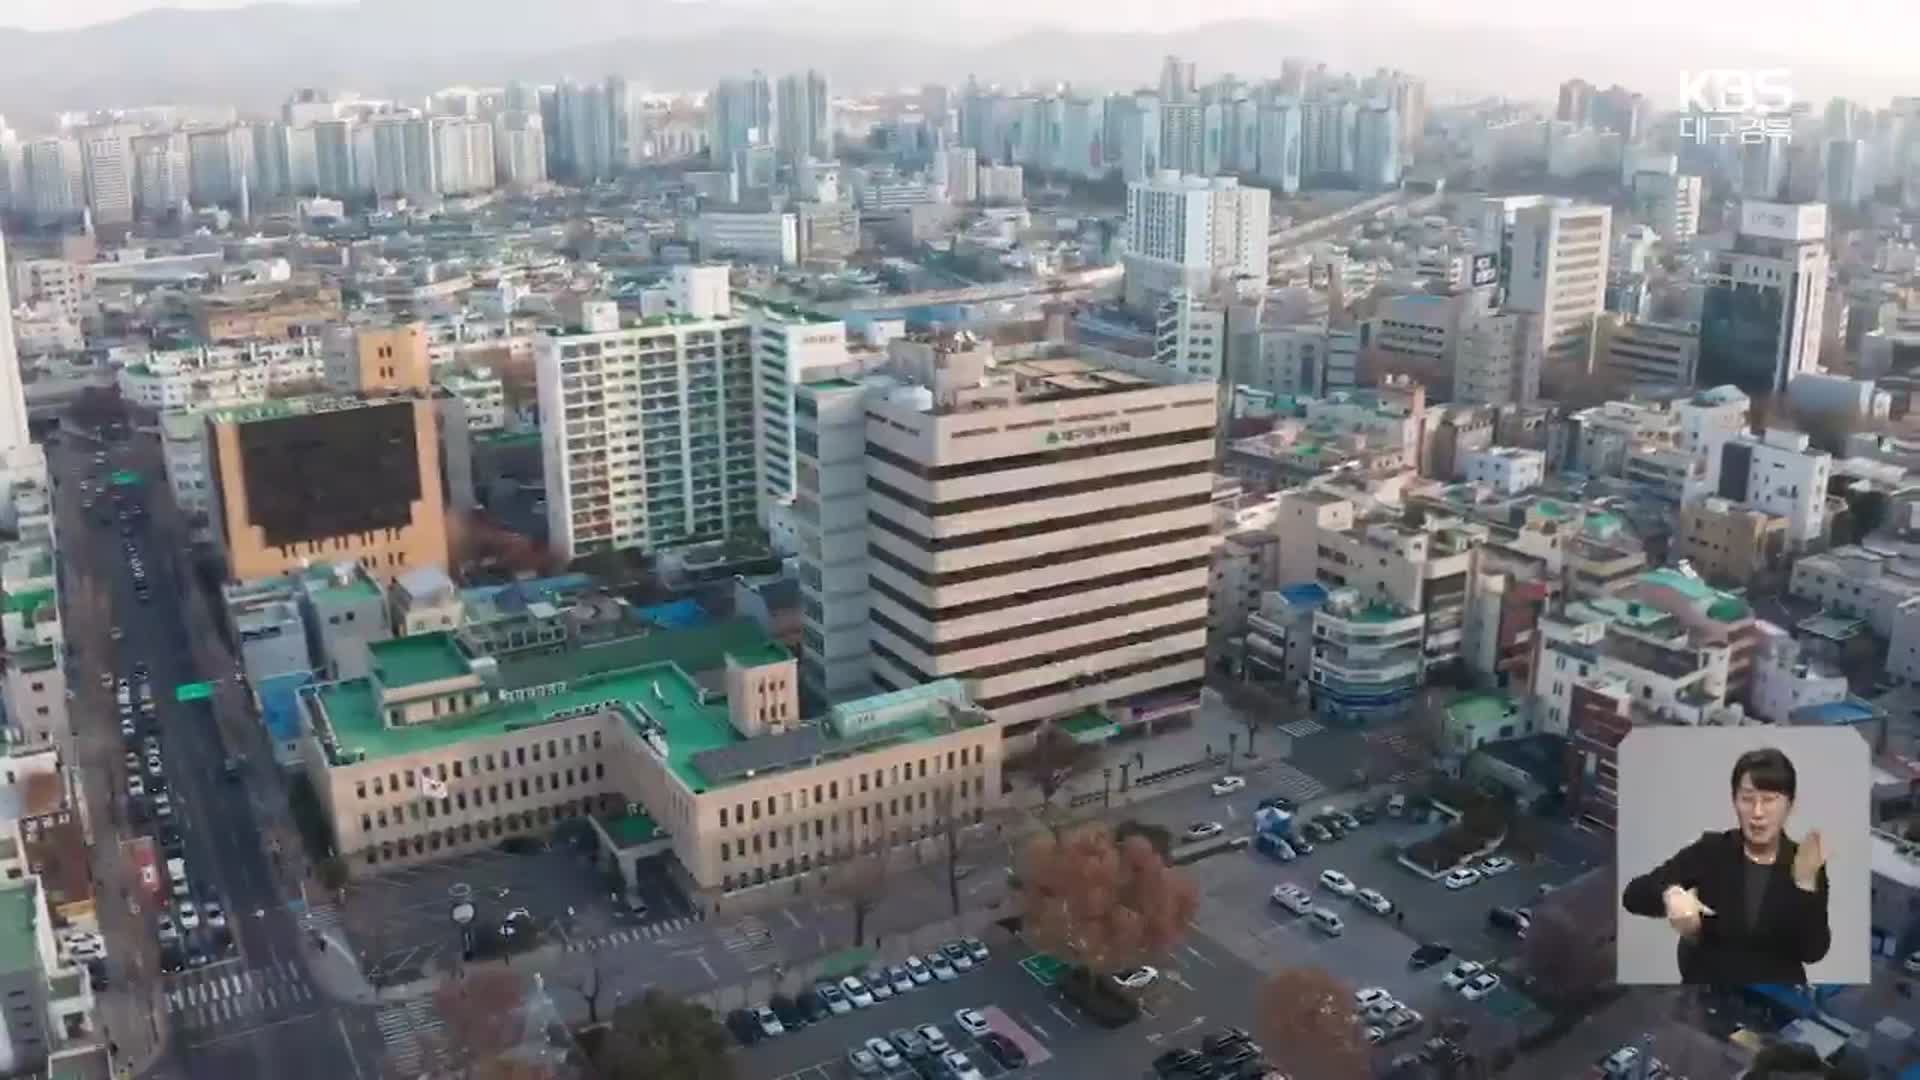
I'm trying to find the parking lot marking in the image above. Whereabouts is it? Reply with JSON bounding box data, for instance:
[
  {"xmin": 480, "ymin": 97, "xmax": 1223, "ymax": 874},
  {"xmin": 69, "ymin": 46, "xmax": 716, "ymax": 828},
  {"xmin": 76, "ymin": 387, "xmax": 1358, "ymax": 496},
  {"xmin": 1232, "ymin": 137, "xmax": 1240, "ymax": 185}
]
[
  {"xmin": 1183, "ymin": 944, "xmax": 1216, "ymax": 967},
  {"xmin": 697, "ymin": 954, "xmax": 716, "ymax": 979},
  {"xmin": 1046, "ymin": 1003, "xmax": 1078, "ymax": 1028},
  {"xmin": 783, "ymin": 908, "xmax": 802, "ymax": 929}
]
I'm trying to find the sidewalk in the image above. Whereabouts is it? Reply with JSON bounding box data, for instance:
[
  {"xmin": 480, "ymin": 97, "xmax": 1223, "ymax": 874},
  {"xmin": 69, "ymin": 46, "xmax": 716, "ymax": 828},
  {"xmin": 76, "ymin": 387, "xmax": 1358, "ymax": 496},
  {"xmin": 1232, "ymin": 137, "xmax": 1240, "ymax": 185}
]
[{"xmin": 1043, "ymin": 686, "xmax": 1296, "ymax": 807}]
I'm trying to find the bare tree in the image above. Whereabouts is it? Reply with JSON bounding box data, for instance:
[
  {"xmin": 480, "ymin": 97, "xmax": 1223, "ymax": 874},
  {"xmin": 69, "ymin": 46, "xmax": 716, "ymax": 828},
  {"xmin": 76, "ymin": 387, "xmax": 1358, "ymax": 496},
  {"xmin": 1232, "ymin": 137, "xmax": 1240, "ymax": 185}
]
[
  {"xmin": 563, "ymin": 951, "xmax": 612, "ymax": 1026},
  {"xmin": 930, "ymin": 786, "xmax": 1011, "ymax": 920},
  {"xmin": 1253, "ymin": 967, "xmax": 1372, "ymax": 1080},
  {"xmin": 1521, "ymin": 905, "xmax": 1614, "ymax": 1009},
  {"xmin": 1006, "ymin": 724, "xmax": 1096, "ymax": 821},
  {"xmin": 426, "ymin": 969, "xmax": 534, "ymax": 1078},
  {"xmin": 1016, "ymin": 822, "xmax": 1199, "ymax": 977},
  {"xmin": 827, "ymin": 849, "xmax": 889, "ymax": 948}
]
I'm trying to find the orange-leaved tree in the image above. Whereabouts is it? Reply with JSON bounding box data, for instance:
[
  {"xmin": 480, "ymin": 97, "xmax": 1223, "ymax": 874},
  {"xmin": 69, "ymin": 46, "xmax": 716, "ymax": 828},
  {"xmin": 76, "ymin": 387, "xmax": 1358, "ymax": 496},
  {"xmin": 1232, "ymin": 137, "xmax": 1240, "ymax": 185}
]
[
  {"xmin": 1256, "ymin": 967, "xmax": 1373, "ymax": 1080},
  {"xmin": 1017, "ymin": 821, "xmax": 1198, "ymax": 977}
]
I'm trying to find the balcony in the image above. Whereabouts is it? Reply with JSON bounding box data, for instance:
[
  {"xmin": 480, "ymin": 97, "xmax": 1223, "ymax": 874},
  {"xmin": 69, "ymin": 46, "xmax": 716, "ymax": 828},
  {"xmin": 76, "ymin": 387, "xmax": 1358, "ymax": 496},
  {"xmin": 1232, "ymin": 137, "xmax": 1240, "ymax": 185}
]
[{"xmin": 1312, "ymin": 649, "xmax": 1422, "ymax": 685}]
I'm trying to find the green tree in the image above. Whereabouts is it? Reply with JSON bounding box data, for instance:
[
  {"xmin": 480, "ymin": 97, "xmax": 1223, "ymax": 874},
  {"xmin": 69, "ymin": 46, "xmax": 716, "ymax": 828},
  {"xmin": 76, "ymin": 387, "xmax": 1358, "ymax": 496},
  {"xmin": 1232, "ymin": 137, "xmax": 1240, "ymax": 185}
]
[{"xmin": 593, "ymin": 989, "xmax": 734, "ymax": 1080}]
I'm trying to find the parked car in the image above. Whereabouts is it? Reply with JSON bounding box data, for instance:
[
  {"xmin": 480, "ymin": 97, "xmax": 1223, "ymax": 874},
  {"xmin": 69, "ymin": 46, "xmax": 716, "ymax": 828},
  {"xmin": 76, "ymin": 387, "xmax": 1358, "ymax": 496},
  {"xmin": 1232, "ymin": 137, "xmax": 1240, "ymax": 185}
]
[
  {"xmin": 1318, "ymin": 869, "xmax": 1357, "ymax": 897},
  {"xmin": 1355, "ymin": 987, "xmax": 1394, "ymax": 1011},
  {"xmin": 954, "ymin": 1008, "xmax": 991, "ymax": 1036},
  {"xmin": 752, "ymin": 1005, "xmax": 784, "ymax": 1038},
  {"xmin": 1211, "ymin": 776, "xmax": 1247, "ymax": 796},
  {"xmin": 977, "ymin": 1032, "xmax": 1027, "ymax": 1069},
  {"xmin": 942, "ymin": 941, "xmax": 975, "ymax": 972},
  {"xmin": 887, "ymin": 965, "xmax": 916, "ymax": 993},
  {"xmin": 1479, "ymin": 855, "xmax": 1515, "ymax": 876},
  {"xmin": 723, "ymin": 1009, "xmax": 761, "ymax": 1045},
  {"xmin": 847, "ymin": 1047, "xmax": 881, "ymax": 1076},
  {"xmin": 1459, "ymin": 972, "xmax": 1501, "ymax": 1001},
  {"xmin": 940, "ymin": 1049, "xmax": 984, "ymax": 1080},
  {"xmin": 962, "ymin": 937, "xmax": 989, "ymax": 963},
  {"xmin": 1270, "ymin": 884, "xmax": 1314, "ymax": 916},
  {"xmin": 839, "ymin": 975, "xmax": 874, "ymax": 1008},
  {"xmin": 1442, "ymin": 961, "xmax": 1486, "ymax": 990},
  {"xmin": 1154, "ymin": 1049, "xmax": 1209, "ymax": 1078},
  {"xmin": 928, "ymin": 952, "xmax": 958, "ymax": 981},
  {"xmin": 768, "ymin": 995, "xmax": 803, "ymax": 1030},
  {"xmin": 796, "ymin": 989, "xmax": 831, "ymax": 1023},
  {"xmin": 1355, "ymin": 888, "xmax": 1394, "ymax": 916},
  {"xmin": 1443, "ymin": 867, "xmax": 1482, "ymax": 890},
  {"xmin": 865, "ymin": 1036, "xmax": 904, "ymax": 1070},
  {"xmin": 914, "ymin": 1023, "xmax": 949, "ymax": 1054},
  {"xmin": 1113, "ymin": 965, "xmax": 1159, "ymax": 989},
  {"xmin": 1409, "ymin": 943, "xmax": 1453, "ymax": 970},
  {"xmin": 904, "ymin": 955, "xmax": 933, "ymax": 984},
  {"xmin": 862, "ymin": 970, "xmax": 893, "ymax": 1001},
  {"xmin": 815, "ymin": 980, "xmax": 851, "ymax": 1014},
  {"xmin": 1185, "ymin": 821, "xmax": 1226, "ymax": 842},
  {"xmin": 889, "ymin": 1027, "xmax": 929, "ymax": 1059},
  {"xmin": 1488, "ymin": 906, "xmax": 1531, "ymax": 936}
]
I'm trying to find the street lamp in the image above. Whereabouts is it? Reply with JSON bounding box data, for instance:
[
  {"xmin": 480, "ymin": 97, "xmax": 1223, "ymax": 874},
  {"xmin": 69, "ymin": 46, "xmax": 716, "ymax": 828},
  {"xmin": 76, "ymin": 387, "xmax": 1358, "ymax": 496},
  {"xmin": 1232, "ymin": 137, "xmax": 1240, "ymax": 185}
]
[
  {"xmin": 451, "ymin": 901, "xmax": 475, "ymax": 975},
  {"xmin": 1101, "ymin": 767, "xmax": 1111, "ymax": 809}
]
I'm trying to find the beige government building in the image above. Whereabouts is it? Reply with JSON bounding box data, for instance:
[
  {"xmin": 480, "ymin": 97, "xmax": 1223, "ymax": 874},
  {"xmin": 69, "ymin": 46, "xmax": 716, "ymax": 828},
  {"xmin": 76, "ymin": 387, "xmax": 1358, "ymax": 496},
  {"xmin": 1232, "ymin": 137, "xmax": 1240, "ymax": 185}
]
[{"xmin": 297, "ymin": 618, "xmax": 1003, "ymax": 902}]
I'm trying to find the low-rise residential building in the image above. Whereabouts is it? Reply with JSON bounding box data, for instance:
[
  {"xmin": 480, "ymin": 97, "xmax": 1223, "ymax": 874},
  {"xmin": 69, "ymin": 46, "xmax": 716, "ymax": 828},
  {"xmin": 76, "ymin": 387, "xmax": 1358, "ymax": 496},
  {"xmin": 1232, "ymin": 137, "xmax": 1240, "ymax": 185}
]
[
  {"xmin": 1308, "ymin": 589, "xmax": 1426, "ymax": 726},
  {"xmin": 0, "ymin": 481, "xmax": 67, "ymax": 755},
  {"xmin": 1622, "ymin": 443, "xmax": 1708, "ymax": 503},
  {"xmin": 1441, "ymin": 694, "xmax": 1534, "ymax": 756},
  {"xmin": 1674, "ymin": 496, "xmax": 1788, "ymax": 589},
  {"xmin": 433, "ymin": 365, "xmax": 507, "ymax": 432},
  {"xmin": 1241, "ymin": 582, "xmax": 1329, "ymax": 692},
  {"xmin": 1462, "ymin": 446, "xmax": 1544, "ymax": 494},
  {"xmin": 1750, "ymin": 626, "xmax": 1850, "ymax": 724},
  {"xmin": 1602, "ymin": 319, "xmax": 1700, "ymax": 388},
  {"xmin": 1565, "ymin": 399, "xmax": 1679, "ymax": 476},
  {"xmin": 1889, "ymin": 597, "xmax": 1920, "ymax": 685},
  {"xmin": 1313, "ymin": 514, "xmax": 1482, "ymax": 679},
  {"xmin": 1716, "ymin": 427, "xmax": 1833, "ymax": 548},
  {"xmin": 1791, "ymin": 546, "xmax": 1920, "ymax": 637},
  {"xmin": 158, "ymin": 410, "xmax": 212, "ymax": 524},
  {"xmin": 297, "ymin": 620, "xmax": 1005, "ymax": 906},
  {"xmin": 116, "ymin": 339, "xmax": 327, "ymax": 411}
]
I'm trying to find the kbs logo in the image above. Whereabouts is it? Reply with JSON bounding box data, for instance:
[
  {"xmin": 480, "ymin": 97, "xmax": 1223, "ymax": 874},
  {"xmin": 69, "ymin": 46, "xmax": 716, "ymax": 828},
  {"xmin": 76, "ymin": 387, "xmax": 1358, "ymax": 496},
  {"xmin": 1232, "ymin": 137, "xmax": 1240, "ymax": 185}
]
[{"xmin": 1678, "ymin": 69, "xmax": 1793, "ymax": 147}]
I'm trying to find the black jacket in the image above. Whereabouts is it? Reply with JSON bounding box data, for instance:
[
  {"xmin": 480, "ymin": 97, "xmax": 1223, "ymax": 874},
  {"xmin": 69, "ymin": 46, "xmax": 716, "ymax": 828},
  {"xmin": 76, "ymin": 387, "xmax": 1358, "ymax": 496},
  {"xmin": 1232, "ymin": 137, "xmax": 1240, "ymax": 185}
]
[{"xmin": 1621, "ymin": 828, "xmax": 1831, "ymax": 986}]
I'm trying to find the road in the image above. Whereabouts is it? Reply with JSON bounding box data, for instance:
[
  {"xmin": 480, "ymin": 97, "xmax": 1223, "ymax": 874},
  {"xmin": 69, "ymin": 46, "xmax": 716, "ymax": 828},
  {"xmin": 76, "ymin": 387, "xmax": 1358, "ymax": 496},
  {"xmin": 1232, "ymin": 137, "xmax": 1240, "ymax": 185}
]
[{"xmin": 51, "ymin": 432, "xmax": 380, "ymax": 1080}]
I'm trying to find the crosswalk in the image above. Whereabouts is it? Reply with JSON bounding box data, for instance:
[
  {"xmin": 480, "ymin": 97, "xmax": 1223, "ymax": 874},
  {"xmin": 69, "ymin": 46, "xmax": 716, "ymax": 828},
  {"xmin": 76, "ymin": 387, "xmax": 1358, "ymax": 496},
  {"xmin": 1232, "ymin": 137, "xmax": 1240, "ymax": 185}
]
[
  {"xmin": 165, "ymin": 959, "xmax": 313, "ymax": 1028},
  {"xmin": 375, "ymin": 998, "xmax": 446, "ymax": 1078},
  {"xmin": 717, "ymin": 914, "xmax": 773, "ymax": 954},
  {"xmin": 562, "ymin": 915, "xmax": 695, "ymax": 952},
  {"xmin": 302, "ymin": 902, "xmax": 342, "ymax": 934},
  {"xmin": 1278, "ymin": 718, "xmax": 1326, "ymax": 738},
  {"xmin": 1259, "ymin": 760, "xmax": 1329, "ymax": 804}
]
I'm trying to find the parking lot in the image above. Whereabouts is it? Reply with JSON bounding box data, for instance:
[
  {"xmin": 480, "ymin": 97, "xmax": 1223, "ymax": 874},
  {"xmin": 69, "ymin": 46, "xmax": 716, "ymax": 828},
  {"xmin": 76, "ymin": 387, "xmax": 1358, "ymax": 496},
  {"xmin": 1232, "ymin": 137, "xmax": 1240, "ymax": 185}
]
[{"xmin": 338, "ymin": 841, "xmax": 695, "ymax": 981}]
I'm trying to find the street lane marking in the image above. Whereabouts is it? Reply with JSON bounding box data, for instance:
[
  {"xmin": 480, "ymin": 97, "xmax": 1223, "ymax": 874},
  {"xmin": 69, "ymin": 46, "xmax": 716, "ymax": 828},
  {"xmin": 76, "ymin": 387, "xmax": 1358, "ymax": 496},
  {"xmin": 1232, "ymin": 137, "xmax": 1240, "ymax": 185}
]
[
  {"xmin": 1183, "ymin": 944, "xmax": 1216, "ymax": 967},
  {"xmin": 1046, "ymin": 1003, "xmax": 1078, "ymax": 1028},
  {"xmin": 783, "ymin": 908, "xmax": 803, "ymax": 929}
]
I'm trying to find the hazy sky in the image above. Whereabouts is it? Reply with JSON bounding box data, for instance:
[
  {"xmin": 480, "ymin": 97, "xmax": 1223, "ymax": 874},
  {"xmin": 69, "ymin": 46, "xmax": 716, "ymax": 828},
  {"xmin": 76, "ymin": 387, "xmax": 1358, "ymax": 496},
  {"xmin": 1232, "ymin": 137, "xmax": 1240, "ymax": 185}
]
[{"xmin": 3, "ymin": 0, "xmax": 1913, "ymax": 68}]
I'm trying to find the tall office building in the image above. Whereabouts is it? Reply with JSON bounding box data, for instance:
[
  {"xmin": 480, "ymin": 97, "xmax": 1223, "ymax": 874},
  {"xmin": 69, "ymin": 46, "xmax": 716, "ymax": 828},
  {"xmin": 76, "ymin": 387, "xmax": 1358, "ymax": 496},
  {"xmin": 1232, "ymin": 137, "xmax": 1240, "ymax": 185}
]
[
  {"xmin": 0, "ymin": 231, "xmax": 30, "ymax": 453},
  {"xmin": 493, "ymin": 111, "xmax": 548, "ymax": 188},
  {"xmin": 1160, "ymin": 55, "xmax": 1197, "ymax": 103},
  {"xmin": 1121, "ymin": 170, "xmax": 1270, "ymax": 313},
  {"xmin": 132, "ymin": 133, "xmax": 186, "ymax": 217},
  {"xmin": 1255, "ymin": 100, "xmax": 1302, "ymax": 192},
  {"xmin": 1825, "ymin": 139, "xmax": 1871, "ymax": 207},
  {"xmin": 205, "ymin": 394, "xmax": 448, "ymax": 585},
  {"xmin": 1558, "ymin": 79, "xmax": 1594, "ymax": 125},
  {"xmin": 431, "ymin": 116, "xmax": 495, "ymax": 196},
  {"xmin": 775, "ymin": 70, "xmax": 831, "ymax": 163},
  {"xmin": 793, "ymin": 336, "xmax": 1216, "ymax": 735},
  {"xmin": 369, "ymin": 115, "xmax": 436, "ymax": 199},
  {"xmin": 78, "ymin": 127, "xmax": 133, "ymax": 224},
  {"xmin": 709, "ymin": 73, "xmax": 775, "ymax": 166},
  {"xmin": 1630, "ymin": 171, "xmax": 1702, "ymax": 248},
  {"xmin": 1699, "ymin": 201, "xmax": 1831, "ymax": 394},
  {"xmin": 1505, "ymin": 201, "xmax": 1611, "ymax": 371},
  {"xmin": 187, "ymin": 127, "xmax": 250, "ymax": 207},
  {"xmin": 1158, "ymin": 101, "xmax": 1207, "ymax": 175},
  {"xmin": 248, "ymin": 120, "xmax": 291, "ymax": 198},
  {"xmin": 1106, "ymin": 93, "xmax": 1161, "ymax": 182},
  {"xmin": 313, "ymin": 119, "xmax": 356, "ymax": 198},
  {"xmin": 1353, "ymin": 104, "xmax": 1400, "ymax": 190},
  {"xmin": 746, "ymin": 301, "xmax": 847, "ymax": 520},
  {"xmin": 21, "ymin": 137, "xmax": 82, "ymax": 219},
  {"xmin": 553, "ymin": 79, "xmax": 618, "ymax": 182},
  {"xmin": 536, "ymin": 269, "xmax": 757, "ymax": 560}
]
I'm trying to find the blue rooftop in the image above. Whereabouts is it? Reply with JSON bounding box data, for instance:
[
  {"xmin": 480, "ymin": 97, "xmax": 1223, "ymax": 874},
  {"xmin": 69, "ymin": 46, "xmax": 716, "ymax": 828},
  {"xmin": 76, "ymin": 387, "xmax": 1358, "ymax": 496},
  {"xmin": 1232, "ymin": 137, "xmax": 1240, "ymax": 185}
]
[
  {"xmin": 1794, "ymin": 699, "xmax": 1878, "ymax": 726},
  {"xmin": 637, "ymin": 599, "xmax": 709, "ymax": 630},
  {"xmin": 1281, "ymin": 582, "xmax": 1330, "ymax": 607}
]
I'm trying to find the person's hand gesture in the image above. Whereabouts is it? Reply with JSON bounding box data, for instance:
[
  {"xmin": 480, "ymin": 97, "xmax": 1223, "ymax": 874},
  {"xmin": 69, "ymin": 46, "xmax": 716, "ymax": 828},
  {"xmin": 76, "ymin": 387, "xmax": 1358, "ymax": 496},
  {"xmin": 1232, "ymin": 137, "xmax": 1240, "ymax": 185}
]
[
  {"xmin": 1663, "ymin": 885, "xmax": 1713, "ymax": 938},
  {"xmin": 1793, "ymin": 831, "xmax": 1826, "ymax": 892}
]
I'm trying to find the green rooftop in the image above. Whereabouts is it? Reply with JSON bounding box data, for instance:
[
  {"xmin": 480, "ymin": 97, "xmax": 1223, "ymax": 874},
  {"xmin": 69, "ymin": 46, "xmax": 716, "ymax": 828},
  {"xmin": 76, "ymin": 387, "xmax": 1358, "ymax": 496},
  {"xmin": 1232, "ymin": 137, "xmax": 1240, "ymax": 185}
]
[
  {"xmin": 805, "ymin": 378, "xmax": 864, "ymax": 392},
  {"xmin": 1354, "ymin": 601, "xmax": 1414, "ymax": 623},
  {"xmin": 598, "ymin": 809, "xmax": 665, "ymax": 848},
  {"xmin": 369, "ymin": 632, "xmax": 473, "ymax": 689},
  {"xmin": 497, "ymin": 618, "xmax": 788, "ymax": 691},
  {"xmin": 0, "ymin": 881, "xmax": 40, "ymax": 975},
  {"xmin": 204, "ymin": 394, "xmax": 371, "ymax": 426},
  {"xmin": 1, "ymin": 589, "xmax": 54, "ymax": 617},
  {"xmin": 1447, "ymin": 693, "xmax": 1516, "ymax": 729},
  {"xmin": 1534, "ymin": 499, "xmax": 1572, "ymax": 520},
  {"xmin": 312, "ymin": 658, "xmax": 745, "ymax": 792}
]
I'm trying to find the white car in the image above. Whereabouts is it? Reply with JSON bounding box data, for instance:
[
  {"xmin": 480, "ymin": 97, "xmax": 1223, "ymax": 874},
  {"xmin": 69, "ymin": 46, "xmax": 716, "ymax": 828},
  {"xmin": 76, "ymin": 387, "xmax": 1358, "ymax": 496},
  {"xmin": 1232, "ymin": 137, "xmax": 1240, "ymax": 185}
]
[
  {"xmin": 1365, "ymin": 1025, "xmax": 1388, "ymax": 1045},
  {"xmin": 1479, "ymin": 855, "xmax": 1515, "ymax": 876},
  {"xmin": 753, "ymin": 1006, "xmax": 784, "ymax": 1037},
  {"xmin": 176, "ymin": 901, "xmax": 200, "ymax": 930},
  {"xmin": 1442, "ymin": 961, "xmax": 1486, "ymax": 990},
  {"xmin": 156, "ymin": 917, "xmax": 180, "ymax": 943},
  {"xmin": 840, "ymin": 976, "xmax": 875, "ymax": 1008},
  {"xmin": 1113, "ymin": 965, "xmax": 1159, "ymax": 989},
  {"xmin": 863, "ymin": 971, "xmax": 893, "ymax": 1001},
  {"xmin": 1459, "ymin": 972, "xmax": 1501, "ymax": 1001},
  {"xmin": 864, "ymin": 1037, "xmax": 903, "ymax": 1070},
  {"xmin": 1354, "ymin": 986, "xmax": 1394, "ymax": 1011},
  {"xmin": 954, "ymin": 1008, "xmax": 990, "ymax": 1037},
  {"xmin": 888, "ymin": 965, "xmax": 916, "ymax": 993},
  {"xmin": 1355, "ymin": 888, "xmax": 1393, "ymax": 916},
  {"xmin": 126, "ymin": 776, "xmax": 145, "ymax": 797},
  {"xmin": 1211, "ymin": 775, "xmax": 1246, "ymax": 796},
  {"xmin": 1361, "ymin": 997, "xmax": 1399, "ymax": 1022},
  {"xmin": 1443, "ymin": 867, "xmax": 1483, "ymax": 890},
  {"xmin": 915, "ymin": 1024, "xmax": 950, "ymax": 1054},
  {"xmin": 204, "ymin": 902, "xmax": 227, "ymax": 930},
  {"xmin": 1270, "ymin": 884, "xmax": 1313, "ymax": 916},
  {"xmin": 941, "ymin": 1050, "xmax": 984, "ymax": 1080},
  {"xmin": 1185, "ymin": 821, "xmax": 1225, "ymax": 842},
  {"xmin": 1318, "ymin": 869, "xmax": 1357, "ymax": 897},
  {"xmin": 1906, "ymin": 951, "xmax": 1920, "ymax": 975},
  {"xmin": 904, "ymin": 955, "xmax": 933, "ymax": 984},
  {"xmin": 928, "ymin": 953, "xmax": 957, "ymax": 981}
]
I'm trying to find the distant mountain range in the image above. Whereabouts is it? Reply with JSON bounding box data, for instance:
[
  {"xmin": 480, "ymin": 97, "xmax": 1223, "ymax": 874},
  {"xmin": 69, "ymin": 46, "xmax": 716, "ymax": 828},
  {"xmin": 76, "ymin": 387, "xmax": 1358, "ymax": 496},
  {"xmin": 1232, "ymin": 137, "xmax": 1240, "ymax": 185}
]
[{"xmin": 0, "ymin": 0, "xmax": 1904, "ymax": 123}]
